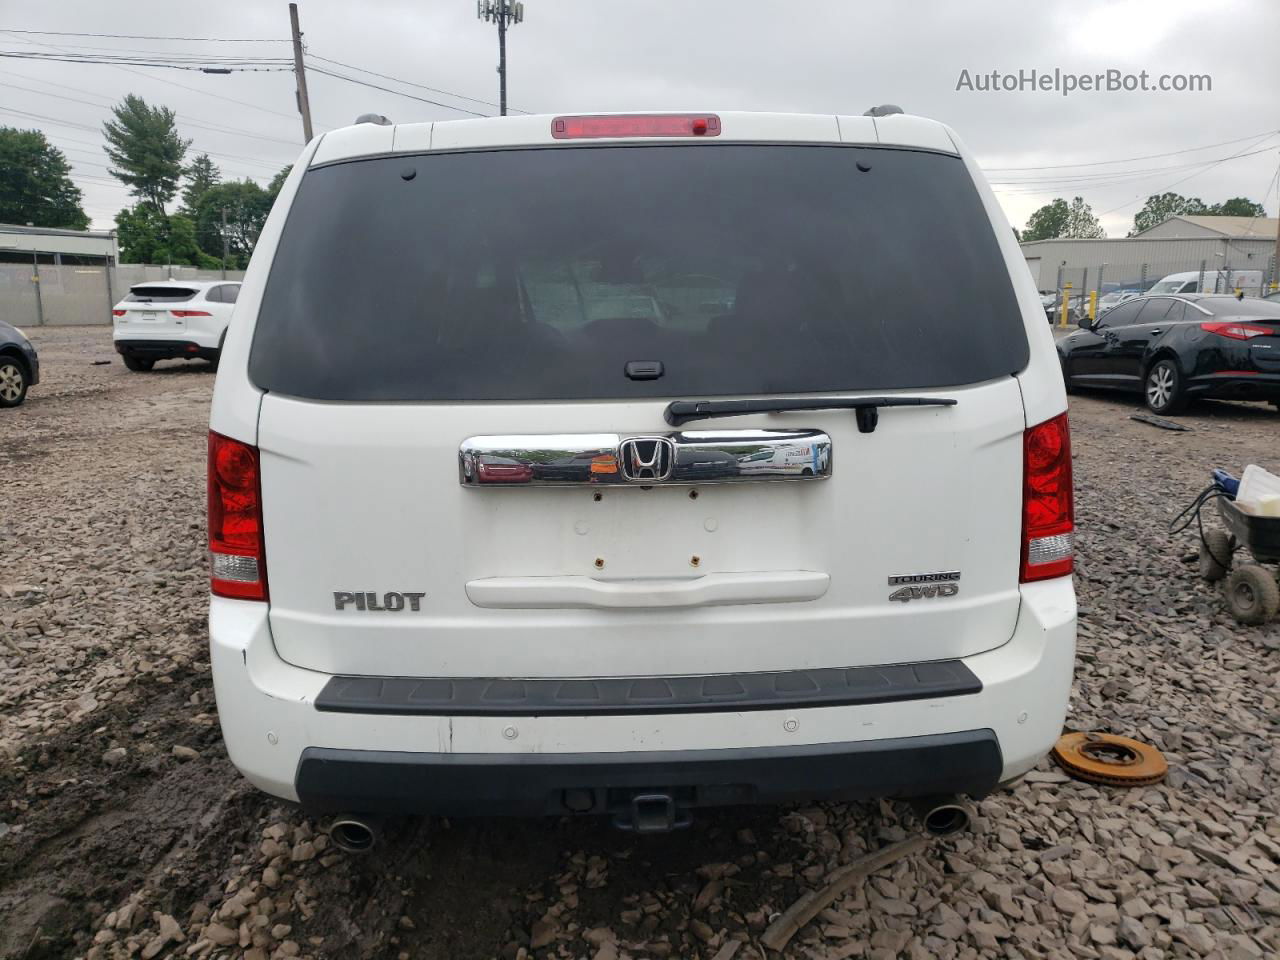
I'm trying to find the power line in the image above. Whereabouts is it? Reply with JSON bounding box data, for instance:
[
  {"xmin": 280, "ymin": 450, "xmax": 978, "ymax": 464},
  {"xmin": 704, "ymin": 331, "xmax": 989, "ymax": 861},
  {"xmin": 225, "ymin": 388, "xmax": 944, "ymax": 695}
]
[
  {"xmin": 984, "ymin": 129, "xmax": 1280, "ymax": 172},
  {"xmin": 305, "ymin": 64, "xmax": 490, "ymax": 118},
  {"xmin": 0, "ymin": 82, "xmax": 304, "ymax": 154},
  {"xmin": 0, "ymin": 31, "xmax": 333, "ymax": 128},
  {"xmin": 1096, "ymin": 132, "xmax": 1280, "ymax": 218},
  {"xmin": 0, "ymin": 105, "xmax": 290, "ymax": 176},
  {"xmin": 0, "ymin": 50, "xmax": 293, "ymax": 72},
  {"xmin": 988, "ymin": 143, "xmax": 1280, "ymax": 189},
  {"xmin": 306, "ymin": 52, "xmax": 529, "ymax": 115},
  {"xmin": 0, "ymin": 28, "xmax": 287, "ymax": 43}
]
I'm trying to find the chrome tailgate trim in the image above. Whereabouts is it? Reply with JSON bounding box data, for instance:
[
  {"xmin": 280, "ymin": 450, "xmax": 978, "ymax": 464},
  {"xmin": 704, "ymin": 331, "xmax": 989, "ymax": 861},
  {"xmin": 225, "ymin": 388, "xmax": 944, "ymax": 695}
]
[{"xmin": 459, "ymin": 429, "xmax": 831, "ymax": 486}]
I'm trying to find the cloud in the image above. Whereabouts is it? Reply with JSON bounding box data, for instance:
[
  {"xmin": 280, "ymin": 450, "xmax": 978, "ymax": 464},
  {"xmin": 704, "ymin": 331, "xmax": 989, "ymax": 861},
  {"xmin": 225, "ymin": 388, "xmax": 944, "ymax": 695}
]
[{"xmin": 4, "ymin": 0, "xmax": 1276, "ymax": 236}]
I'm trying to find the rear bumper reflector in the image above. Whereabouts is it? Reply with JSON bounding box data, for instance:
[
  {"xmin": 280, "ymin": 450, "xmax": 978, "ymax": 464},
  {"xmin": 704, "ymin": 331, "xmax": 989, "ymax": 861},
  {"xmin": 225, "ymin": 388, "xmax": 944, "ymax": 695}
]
[
  {"xmin": 314, "ymin": 660, "xmax": 981, "ymax": 717},
  {"xmin": 294, "ymin": 730, "xmax": 1004, "ymax": 816}
]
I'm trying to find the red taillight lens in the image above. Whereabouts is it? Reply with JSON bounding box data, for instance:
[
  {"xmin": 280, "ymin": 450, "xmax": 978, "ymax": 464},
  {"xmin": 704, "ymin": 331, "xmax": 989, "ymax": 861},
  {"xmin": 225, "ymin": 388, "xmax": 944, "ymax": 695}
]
[
  {"xmin": 1021, "ymin": 412, "xmax": 1074, "ymax": 583},
  {"xmin": 172, "ymin": 310, "xmax": 212, "ymax": 318},
  {"xmin": 551, "ymin": 114, "xmax": 721, "ymax": 139},
  {"xmin": 1201, "ymin": 321, "xmax": 1271, "ymax": 340},
  {"xmin": 112, "ymin": 309, "xmax": 126, "ymax": 317},
  {"xmin": 208, "ymin": 431, "xmax": 268, "ymax": 601}
]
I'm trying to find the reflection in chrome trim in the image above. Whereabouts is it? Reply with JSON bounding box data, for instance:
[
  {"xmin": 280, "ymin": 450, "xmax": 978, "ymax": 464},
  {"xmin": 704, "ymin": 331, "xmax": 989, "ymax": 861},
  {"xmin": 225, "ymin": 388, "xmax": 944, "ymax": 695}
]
[{"xmin": 459, "ymin": 430, "xmax": 832, "ymax": 486}]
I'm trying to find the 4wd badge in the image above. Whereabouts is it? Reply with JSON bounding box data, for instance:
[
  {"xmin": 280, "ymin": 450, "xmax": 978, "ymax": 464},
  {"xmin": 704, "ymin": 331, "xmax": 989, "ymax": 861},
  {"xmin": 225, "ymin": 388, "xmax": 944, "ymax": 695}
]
[{"xmin": 887, "ymin": 571, "xmax": 961, "ymax": 603}]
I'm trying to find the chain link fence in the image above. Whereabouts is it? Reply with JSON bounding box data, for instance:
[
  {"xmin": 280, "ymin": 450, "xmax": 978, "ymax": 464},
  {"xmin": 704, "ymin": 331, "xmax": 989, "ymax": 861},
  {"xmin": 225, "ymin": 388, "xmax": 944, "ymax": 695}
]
[
  {"xmin": 0, "ymin": 264, "xmax": 246, "ymax": 327},
  {"xmin": 1029, "ymin": 237, "xmax": 1279, "ymax": 328}
]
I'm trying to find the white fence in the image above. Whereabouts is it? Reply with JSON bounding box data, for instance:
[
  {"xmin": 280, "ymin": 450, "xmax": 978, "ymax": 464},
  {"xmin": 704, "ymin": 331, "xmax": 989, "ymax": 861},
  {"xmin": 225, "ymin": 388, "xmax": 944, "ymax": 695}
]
[{"xmin": 0, "ymin": 264, "xmax": 247, "ymax": 327}]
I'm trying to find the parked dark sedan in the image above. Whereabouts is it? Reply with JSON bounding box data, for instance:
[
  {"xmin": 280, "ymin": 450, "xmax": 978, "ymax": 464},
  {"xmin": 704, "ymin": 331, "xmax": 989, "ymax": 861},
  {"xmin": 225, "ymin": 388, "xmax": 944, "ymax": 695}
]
[
  {"xmin": 1058, "ymin": 294, "xmax": 1280, "ymax": 414},
  {"xmin": 0, "ymin": 319, "xmax": 39, "ymax": 408}
]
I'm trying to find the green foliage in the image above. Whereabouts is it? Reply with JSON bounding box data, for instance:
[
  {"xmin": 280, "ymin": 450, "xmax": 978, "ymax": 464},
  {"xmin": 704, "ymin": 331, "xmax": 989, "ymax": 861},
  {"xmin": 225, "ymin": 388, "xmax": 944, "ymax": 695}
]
[
  {"xmin": 1130, "ymin": 193, "xmax": 1267, "ymax": 235},
  {"xmin": 180, "ymin": 153, "xmax": 221, "ymax": 216},
  {"xmin": 268, "ymin": 164, "xmax": 292, "ymax": 199},
  {"xmin": 1022, "ymin": 199, "xmax": 1069, "ymax": 241},
  {"xmin": 103, "ymin": 95, "xmax": 190, "ymax": 214},
  {"xmin": 1130, "ymin": 192, "xmax": 1207, "ymax": 235},
  {"xmin": 115, "ymin": 205, "xmax": 217, "ymax": 267},
  {"xmin": 1065, "ymin": 196, "xmax": 1105, "ymax": 239},
  {"xmin": 1210, "ymin": 197, "xmax": 1266, "ymax": 218},
  {"xmin": 195, "ymin": 180, "xmax": 273, "ymax": 268},
  {"xmin": 0, "ymin": 127, "xmax": 89, "ymax": 229},
  {"xmin": 1023, "ymin": 197, "xmax": 1105, "ymax": 240}
]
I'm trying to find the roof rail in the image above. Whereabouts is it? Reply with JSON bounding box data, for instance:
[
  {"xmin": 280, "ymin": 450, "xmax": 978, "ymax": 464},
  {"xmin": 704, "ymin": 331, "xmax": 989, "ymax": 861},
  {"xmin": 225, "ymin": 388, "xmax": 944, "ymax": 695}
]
[
  {"xmin": 354, "ymin": 113, "xmax": 392, "ymax": 126},
  {"xmin": 863, "ymin": 104, "xmax": 904, "ymax": 117}
]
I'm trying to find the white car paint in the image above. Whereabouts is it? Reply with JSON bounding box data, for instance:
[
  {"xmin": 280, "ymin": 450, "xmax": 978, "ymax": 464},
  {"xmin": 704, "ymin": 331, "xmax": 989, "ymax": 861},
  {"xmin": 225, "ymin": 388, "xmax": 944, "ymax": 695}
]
[
  {"xmin": 112, "ymin": 280, "xmax": 240, "ymax": 352},
  {"xmin": 1148, "ymin": 269, "xmax": 1264, "ymax": 297},
  {"xmin": 209, "ymin": 111, "xmax": 1076, "ymax": 809}
]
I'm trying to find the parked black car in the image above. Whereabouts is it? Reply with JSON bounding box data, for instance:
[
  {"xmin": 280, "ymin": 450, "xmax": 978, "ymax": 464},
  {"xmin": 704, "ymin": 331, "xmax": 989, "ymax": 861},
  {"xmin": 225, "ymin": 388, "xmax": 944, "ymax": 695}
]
[
  {"xmin": 0, "ymin": 319, "xmax": 39, "ymax": 408},
  {"xmin": 1057, "ymin": 294, "xmax": 1280, "ymax": 415}
]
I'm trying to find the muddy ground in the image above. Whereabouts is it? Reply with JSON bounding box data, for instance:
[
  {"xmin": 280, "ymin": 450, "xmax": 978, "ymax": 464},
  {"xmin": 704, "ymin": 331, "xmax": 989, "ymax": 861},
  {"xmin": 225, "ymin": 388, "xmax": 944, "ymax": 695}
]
[{"xmin": 1, "ymin": 326, "xmax": 1277, "ymax": 960}]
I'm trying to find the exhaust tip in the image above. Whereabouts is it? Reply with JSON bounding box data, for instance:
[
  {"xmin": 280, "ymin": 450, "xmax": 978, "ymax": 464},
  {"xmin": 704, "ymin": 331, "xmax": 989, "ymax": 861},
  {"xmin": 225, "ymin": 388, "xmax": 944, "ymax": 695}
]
[
  {"xmin": 909, "ymin": 795, "xmax": 972, "ymax": 837},
  {"xmin": 328, "ymin": 816, "xmax": 377, "ymax": 853},
  {"xmin": 921, "ymin": 803, "xmax": 970, "ymax": 837}
]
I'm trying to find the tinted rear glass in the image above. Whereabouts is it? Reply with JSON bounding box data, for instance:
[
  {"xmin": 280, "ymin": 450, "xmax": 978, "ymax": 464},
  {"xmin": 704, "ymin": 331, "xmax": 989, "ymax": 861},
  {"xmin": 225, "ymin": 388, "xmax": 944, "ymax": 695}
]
[
  {"xmin": 127, "ymin": 286, "xmax": 196, "ymax": 302},
  {"xmin": 1202, "ymin": 298, "xmax": 1280, "ymax": 318},
  {"xmin": 251, "ymin": 145, "xmax": 1028, "ymax": 401}
]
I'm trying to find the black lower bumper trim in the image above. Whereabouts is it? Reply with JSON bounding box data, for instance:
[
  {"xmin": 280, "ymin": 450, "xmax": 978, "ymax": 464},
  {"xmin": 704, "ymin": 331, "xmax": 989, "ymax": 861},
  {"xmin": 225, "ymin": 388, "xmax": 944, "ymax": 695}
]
[
  {"xmin": 314, "ymin": 660, "xmax": 981, "ymax": 717},
  {"xmin": 294, "ymin": 729, "xmax": 1004, "ymax": 817},
  {"xmin": 115, "ymin": 339, "xmax": 217, "ymax": 361}
]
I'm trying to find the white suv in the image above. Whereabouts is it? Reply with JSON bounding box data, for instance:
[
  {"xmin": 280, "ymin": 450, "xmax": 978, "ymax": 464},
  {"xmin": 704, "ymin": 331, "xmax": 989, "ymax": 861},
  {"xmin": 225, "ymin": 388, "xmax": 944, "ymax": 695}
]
[
  {"xmin": 209, "ymin": 111, "xmax": 1076, "ymax": 841},
  {"xmin": 112, "ymin": 280, "xmax": 240, "ymax": 371}
]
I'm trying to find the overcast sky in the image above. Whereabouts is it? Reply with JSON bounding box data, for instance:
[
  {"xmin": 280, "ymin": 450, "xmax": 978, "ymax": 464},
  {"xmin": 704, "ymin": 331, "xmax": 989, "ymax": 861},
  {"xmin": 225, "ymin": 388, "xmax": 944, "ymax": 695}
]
[{"xmin": 3, "ymin": 0, "xmax": 1278, "ymax": 236}]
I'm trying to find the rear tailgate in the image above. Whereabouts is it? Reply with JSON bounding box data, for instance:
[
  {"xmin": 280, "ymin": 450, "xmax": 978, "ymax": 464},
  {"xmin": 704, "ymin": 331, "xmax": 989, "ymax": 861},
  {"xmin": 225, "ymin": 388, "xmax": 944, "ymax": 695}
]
[
  {"xmin": 259, "ymin": 383, "xmax": 1023, "ymax": 677},
  {"xmin": 247, "ymin": 135, "xmax": 1034, "ymax": 681}
]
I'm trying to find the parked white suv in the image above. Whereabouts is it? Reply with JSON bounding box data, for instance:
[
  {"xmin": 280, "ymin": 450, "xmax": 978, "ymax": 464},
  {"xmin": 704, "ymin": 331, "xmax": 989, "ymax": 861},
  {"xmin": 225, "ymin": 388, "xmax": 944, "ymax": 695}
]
[
  {"xmin": 209, "ymin": 110, "xmax": 1076, "ymax": 841},
  {"xmin": 112, "ymin": 280, "xmax": 240, "ymax": 371}
]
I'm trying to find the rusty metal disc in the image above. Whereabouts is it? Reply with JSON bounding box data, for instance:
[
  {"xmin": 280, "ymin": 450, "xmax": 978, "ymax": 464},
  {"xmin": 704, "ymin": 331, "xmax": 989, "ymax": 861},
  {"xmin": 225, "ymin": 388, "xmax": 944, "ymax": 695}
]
[{"xmin": 1051, "ymin": 732, "xmax": 1168, "ymax": 787}]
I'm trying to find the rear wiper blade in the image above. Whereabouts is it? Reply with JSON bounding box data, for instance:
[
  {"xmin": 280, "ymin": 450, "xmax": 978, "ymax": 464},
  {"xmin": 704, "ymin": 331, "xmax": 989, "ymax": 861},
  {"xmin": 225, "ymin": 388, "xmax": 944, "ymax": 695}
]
[{"xmin": 663, "ymin": 396, "xmax": 957, "ymax": 433}]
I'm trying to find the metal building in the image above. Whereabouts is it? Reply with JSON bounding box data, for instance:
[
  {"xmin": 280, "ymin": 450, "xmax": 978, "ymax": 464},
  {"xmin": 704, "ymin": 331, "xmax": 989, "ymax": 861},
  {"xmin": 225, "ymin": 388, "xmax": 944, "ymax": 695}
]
[
  {"xmin": 1021, "ymin": 216, "xmax": 1278, "ymax": 299},
  {"xmin": 0, "ymin": 223, "xmax": 119, "ymax": 265}
]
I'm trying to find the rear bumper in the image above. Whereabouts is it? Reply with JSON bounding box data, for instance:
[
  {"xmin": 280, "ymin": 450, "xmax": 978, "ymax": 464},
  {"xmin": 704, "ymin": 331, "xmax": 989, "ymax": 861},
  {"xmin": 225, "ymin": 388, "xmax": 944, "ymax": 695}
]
[
  {"xmin": 1187, "ymin": 371, "xmax": 1280, "ymax": 401},
  {"xmin": 114, "ymin": 338, "xmax": 220, "ymax": 361},
  {"xmin": 210, "ymin": 578, "xmax": 1075, "ymax": 815},
  {"xmin": 296, "ymin": 732, "xmax": 1002, "ymax": 817}
]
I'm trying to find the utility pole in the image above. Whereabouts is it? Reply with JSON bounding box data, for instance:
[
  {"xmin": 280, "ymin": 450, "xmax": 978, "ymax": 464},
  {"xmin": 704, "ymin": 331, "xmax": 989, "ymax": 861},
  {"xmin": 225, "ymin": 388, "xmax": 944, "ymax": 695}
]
[
  {"xmin": 477, "ymin": 1, "xmax": 526, "ymax": 116},
  {"xmin": 221, "ymin": 206, "xmax": 229, "ymax": 280},
  {"xmin": 288, "ymin": 3, "xmax": 313, "ymax": 142},
  {"xmin": 1273, "ymin": 204, "xmax": 1280, "ymax": 292}
]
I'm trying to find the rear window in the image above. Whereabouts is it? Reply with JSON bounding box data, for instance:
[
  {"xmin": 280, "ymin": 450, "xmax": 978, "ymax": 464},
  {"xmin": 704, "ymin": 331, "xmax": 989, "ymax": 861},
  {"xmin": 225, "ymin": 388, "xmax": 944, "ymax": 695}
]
[
  {"xmin": 251, "ymin": 145, "xmax": 1028, "ymax": 401},
  {"xmin": 1202, "ymin": 298, "xmax": 1280, "ymax": 317},
  {"xmin": 126, "ymin": 286, "xmax": 197, "ymax": 303}
]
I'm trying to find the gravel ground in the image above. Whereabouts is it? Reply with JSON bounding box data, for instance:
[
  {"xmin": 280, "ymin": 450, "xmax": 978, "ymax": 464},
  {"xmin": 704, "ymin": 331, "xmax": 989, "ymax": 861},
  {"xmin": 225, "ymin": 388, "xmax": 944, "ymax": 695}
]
[{"xmin": 2, "ymin": 325, "xmax": 1278, "ymax": 960}]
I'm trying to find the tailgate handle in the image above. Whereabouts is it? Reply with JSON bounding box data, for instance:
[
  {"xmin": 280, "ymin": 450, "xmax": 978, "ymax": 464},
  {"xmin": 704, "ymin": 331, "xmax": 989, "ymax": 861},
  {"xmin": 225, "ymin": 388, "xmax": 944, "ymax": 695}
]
[{"xmin": 466, "ymin": 571, "xmax": 830, "ymax": 609}]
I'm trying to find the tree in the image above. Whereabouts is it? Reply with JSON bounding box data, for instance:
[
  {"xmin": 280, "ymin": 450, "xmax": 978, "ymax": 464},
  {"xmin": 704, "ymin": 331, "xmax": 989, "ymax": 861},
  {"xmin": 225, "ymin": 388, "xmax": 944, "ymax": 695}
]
[
  {"xmin": 115, "ymin": 204, "xmax": 218, "ymax": 267},
  {"xmin": 1209, "ymin": 197, "xmax": 1266, "ymax": 218},
  {"xmin": 267, "ymin": 164, "xmax": 292, "ymax": 199},
  {"xmin": 194, "ymin": 180, "xmax": 273, "ymax": 268},
  {"xmin": 1130, "ymin": 192, "xmax": 1208, "ymax": 235},
  {"xmin": 0, "ymin": 127, "xmax": 89, "ymax": 229},
  {"xmin": 103, "ymin": 95, "xmax": 190, "ymax": 215},
  {"xmin": 1022, "ymin": 199, "xmax": 1070, "ymax": 242},
  {"xmin": 180, "ymin": 153, "xmax": 221, "ymax": 216},
  {"xmin": 1064, "ymin": 196, "xmax": 1105, "ymax": 239}
]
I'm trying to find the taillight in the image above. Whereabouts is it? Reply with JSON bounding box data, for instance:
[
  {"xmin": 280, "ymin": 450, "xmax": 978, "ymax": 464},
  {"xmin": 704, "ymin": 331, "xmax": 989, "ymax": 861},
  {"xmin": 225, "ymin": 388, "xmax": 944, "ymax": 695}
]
[
  {"xmin": 551, "ymin": 114, "xmax": 721, "ymax": 139},
  {"xmin": 1201, "ymin": 321, "xmax": 1272, "ymax": 340},
  {"xmin": 1021, "ymin": 412, "xmax": 1073, "ymax": 582},
  {"xmin": 112, "ymin": 309, "xmax": 126, "ymax": 317},
  {"xmin": 172, "ymin": 310, "xmax": 212, "ymax": 318},
  {"xmin": 208, "ymin": 431, "xmax": 268, "ymax": 601}
]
